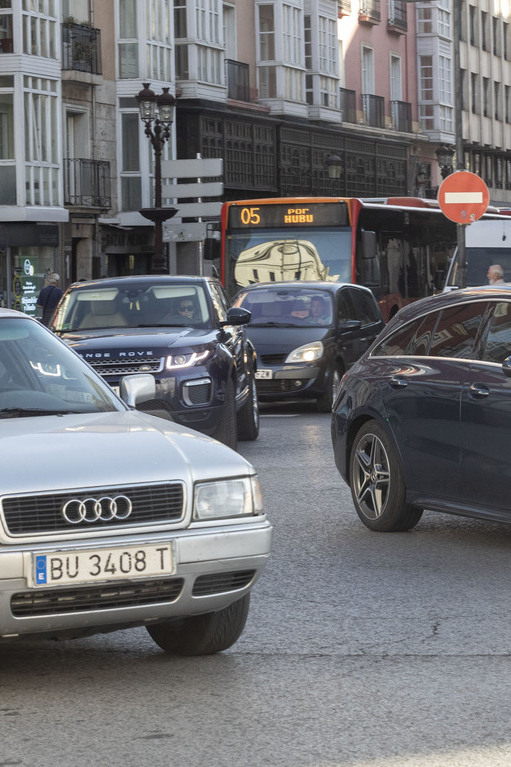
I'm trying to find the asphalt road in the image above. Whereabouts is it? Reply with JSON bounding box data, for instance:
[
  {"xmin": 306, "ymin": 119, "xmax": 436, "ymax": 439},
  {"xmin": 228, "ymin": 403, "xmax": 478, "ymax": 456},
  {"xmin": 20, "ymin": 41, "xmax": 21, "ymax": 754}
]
[{"xmin": 3, "ymin": 402, "xmax": 511, "ymax": 767}]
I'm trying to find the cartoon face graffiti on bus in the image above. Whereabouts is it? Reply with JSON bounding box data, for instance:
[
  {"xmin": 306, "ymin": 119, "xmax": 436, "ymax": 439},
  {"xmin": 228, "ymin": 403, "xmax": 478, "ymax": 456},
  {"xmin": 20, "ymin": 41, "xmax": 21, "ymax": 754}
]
[{"xmin": 234, "ymin": 239, "xmax": 339, "ymax": 286}]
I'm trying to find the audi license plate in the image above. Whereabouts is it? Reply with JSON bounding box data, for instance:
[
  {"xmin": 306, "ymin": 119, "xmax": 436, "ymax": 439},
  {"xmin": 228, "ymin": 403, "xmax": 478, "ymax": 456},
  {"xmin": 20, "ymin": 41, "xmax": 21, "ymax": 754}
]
[
  {"xmin": 30, "ymin": 542, "xmax": 174, "ymax": 587},
  {"xmin": 255, "ymin": 369, "xmax": 273, "ymax": 380}
]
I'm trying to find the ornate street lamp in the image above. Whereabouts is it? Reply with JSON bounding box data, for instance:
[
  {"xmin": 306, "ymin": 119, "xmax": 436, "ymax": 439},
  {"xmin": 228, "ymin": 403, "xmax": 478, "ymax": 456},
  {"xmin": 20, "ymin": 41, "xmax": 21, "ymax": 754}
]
[
  {"xmin": 136, "ymin": 83, "xmax": 177, "ymax": 274},
  {"xmin": 435, "ymin": 144, "xmax": 455, "ymax": 180}
]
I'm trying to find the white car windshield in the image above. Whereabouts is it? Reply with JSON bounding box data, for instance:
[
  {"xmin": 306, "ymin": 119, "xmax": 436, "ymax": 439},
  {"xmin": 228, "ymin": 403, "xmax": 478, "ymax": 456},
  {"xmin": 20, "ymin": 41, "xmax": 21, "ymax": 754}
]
[
  {"xmin": 0, "ymin": 317, "xmax": 120, "ymax": 417},
  {"xmin": 237, "ymin": 287, "xmax": 334, "ymax": 327}
]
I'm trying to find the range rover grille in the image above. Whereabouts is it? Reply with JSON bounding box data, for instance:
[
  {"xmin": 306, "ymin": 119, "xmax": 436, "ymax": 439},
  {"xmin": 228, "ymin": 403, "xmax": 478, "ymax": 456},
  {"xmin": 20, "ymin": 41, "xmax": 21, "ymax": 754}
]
[
  {"xmin": 11, "ymin": 578, "xmax": 185, "ymax": 616},
  {"xmin": 2, "ymin": 483, "xmax": 185, "ymax": 535},
  {"xmin": 84, "ymin": 357, "xmax": 163, "ymax": 376}
]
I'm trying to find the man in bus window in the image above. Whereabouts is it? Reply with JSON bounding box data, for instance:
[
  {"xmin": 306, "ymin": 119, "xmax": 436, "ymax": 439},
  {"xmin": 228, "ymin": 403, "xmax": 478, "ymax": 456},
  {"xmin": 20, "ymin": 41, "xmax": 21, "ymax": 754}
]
[{"xmin": 488, "ymin": 264, "xmax": 505, "ymax": 285}]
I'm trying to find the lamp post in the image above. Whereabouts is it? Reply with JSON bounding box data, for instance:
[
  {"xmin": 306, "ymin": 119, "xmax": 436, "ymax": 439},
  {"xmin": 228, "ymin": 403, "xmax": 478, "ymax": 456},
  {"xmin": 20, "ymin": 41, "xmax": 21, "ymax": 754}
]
[
  {"xmin": 435, "ymin": 144, "xmax": 455, "ymax": 180},
  {"xmin": 136, "ymin": 83, "xmax": 177, "ymax": 274}
]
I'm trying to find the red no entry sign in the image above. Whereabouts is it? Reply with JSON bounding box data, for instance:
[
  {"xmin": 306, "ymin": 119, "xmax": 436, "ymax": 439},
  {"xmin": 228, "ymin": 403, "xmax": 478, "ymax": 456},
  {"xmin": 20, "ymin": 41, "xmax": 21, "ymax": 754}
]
[{"xmin": 438, "ymin": 171, "xmax": 489, "ymax": 223}]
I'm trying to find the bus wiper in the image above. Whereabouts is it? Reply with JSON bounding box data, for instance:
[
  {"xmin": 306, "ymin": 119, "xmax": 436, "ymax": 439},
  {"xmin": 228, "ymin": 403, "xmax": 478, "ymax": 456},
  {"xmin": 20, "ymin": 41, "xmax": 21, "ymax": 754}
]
[{"xmin": 0, "ymin": 408, "xmax": 80, "ymax": 418}]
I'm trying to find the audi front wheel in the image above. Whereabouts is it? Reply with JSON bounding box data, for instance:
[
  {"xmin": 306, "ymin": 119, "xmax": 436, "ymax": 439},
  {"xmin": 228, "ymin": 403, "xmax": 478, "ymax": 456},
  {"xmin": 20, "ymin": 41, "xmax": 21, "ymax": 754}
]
[
  {"xmin": 349, "ymin": 421, "xmax": 423, "ymax": 532},
  {"xmin": 147, "ymin": 594, "xmax": 250, "ymax": 656}
]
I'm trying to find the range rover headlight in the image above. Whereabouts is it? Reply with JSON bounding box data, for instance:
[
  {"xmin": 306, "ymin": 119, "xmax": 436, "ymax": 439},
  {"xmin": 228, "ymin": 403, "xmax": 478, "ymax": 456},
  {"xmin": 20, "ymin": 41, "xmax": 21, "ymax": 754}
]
[
  {"xmin": 166, "ymin": 350, "xmax": 210, "ymax": 369},
  {"xmin": 194, "ymin": 475, "xmax": 264, "ymax": 520},
  {"xmin": 285, "ymin": 340, "xmax": 324, "ymax": 363}
]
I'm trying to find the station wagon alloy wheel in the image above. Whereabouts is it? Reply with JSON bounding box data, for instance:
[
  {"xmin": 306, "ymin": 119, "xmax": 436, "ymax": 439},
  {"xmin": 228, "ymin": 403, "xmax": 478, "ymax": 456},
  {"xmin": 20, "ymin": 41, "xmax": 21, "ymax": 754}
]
[
  {"xmin": 352, "ymin": 429, "xmax": 390, "ymax": 519},
  {"xmin": 349, "ymin": 421, "xmax": 423, "ymax": 532}
]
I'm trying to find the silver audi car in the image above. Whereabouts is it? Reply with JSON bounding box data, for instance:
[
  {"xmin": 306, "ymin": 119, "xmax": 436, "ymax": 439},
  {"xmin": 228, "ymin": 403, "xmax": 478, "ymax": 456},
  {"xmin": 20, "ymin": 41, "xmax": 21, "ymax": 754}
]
[{"xmin": 0, "ymin": 308, "xmax": 272, "ymax": 655}]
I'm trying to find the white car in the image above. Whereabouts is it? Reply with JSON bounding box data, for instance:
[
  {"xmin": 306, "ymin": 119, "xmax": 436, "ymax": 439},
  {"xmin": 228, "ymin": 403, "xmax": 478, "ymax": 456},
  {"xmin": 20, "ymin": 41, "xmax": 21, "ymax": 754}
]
[{"xmin": 0, "ymin": 308, "xmax": 272, "ymax": 655}]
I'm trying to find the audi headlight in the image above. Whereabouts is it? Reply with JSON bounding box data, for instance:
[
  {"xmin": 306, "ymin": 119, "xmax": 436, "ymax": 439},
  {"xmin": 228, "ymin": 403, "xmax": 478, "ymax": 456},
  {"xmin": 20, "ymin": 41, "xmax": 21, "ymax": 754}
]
[
  {"xmin": 285, "ymin": 340, "xmax": 324, "ymax": 363},
  {"xmin": 194, "ymin": 475, "xmax": 264, "ymax": 520},
  {"xmin": 166, "ymin": 350, "xmax": 210, "ymax": 369}
]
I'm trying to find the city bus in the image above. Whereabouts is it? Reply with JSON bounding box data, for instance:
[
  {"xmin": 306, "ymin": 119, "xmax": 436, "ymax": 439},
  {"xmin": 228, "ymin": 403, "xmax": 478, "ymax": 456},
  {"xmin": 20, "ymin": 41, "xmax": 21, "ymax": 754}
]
[{"xmin": 219, "ymin": 196, "xmax": 505, "ymax": 321}]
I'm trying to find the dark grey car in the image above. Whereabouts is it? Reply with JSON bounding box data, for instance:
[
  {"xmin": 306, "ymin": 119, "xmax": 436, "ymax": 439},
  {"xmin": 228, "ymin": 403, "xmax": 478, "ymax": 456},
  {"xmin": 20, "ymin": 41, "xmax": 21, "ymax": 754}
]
[{"xmin": 234, "ymin": 281, "xmax": 385, "ymax": 411}]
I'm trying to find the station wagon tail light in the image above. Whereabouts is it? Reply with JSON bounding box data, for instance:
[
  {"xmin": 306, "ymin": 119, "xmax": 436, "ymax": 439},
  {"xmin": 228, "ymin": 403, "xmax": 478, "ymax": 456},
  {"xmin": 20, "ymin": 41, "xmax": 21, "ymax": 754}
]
[
  {"xmin": 285, "ymin": 341, "xmax": 324, "ymax": 364},
  {"xmin": 166, "ymin": 350, "xmax": 210, "ymax": 369},
  {"xmin": 193, "ymin": 475, "xmax": 264, "ymax": 520}
]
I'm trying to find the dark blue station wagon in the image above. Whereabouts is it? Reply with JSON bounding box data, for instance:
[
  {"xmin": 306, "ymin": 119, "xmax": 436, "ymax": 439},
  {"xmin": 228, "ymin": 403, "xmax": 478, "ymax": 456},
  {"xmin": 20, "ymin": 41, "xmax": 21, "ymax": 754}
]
[{"xmin": 331, "ymin": 286, "xmax": 511, "ymax": 531}]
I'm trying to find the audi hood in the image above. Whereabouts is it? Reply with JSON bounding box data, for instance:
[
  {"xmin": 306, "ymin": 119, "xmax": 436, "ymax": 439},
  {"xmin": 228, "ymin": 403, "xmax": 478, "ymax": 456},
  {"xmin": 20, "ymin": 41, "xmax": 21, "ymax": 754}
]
[{"xmin": 0, "ymin": 410, "xmax": 253, "ymax": 497}]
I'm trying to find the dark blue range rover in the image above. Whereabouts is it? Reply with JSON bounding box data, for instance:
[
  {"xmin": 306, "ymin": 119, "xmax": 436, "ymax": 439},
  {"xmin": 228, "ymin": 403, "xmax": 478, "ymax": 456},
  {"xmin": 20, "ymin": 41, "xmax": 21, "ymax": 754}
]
[{"xmin": 50, "ymin": 275, "xmax": 259, "ymax": 449}]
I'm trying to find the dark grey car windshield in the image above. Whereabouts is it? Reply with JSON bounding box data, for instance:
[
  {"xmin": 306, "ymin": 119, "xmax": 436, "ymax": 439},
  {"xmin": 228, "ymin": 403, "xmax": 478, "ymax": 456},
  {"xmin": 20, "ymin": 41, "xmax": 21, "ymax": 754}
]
[
  {"xmin": 236, "ymin": 287, "xmax": 334, "ymax": 327},
  {"xmin": 0, "ymin": 319, "xmax": 119, "ymax": 417}
]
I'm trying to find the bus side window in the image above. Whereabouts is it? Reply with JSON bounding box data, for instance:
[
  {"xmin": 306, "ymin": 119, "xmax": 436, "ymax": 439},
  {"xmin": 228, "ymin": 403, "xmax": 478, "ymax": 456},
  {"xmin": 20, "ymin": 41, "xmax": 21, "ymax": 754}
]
[{"xmin": 359, "ymin": 230, "xmax": 380, "ymax": 289}]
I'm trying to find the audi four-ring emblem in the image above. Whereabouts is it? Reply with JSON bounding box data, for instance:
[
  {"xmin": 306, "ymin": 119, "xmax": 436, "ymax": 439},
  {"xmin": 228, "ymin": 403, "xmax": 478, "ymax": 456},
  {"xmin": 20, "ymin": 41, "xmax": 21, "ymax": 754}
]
[{"xmin": 61, "ymin": 495, "xmax": 133, "ymax": 524}]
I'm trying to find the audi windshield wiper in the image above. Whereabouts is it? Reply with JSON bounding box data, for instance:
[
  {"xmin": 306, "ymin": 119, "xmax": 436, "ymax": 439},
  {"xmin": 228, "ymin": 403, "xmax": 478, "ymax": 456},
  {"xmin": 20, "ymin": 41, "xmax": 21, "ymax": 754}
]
[{"xmin": 0, "ymin": 408, "xmax": 81, "ymax": 418}]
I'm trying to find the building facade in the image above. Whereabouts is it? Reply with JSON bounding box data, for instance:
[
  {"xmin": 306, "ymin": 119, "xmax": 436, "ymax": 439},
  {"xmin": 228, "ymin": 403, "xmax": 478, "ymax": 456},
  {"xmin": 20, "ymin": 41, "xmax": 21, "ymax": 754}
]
[{"xmin": 1, "ymin": 0, "xmax": 511, "ymax": 309}]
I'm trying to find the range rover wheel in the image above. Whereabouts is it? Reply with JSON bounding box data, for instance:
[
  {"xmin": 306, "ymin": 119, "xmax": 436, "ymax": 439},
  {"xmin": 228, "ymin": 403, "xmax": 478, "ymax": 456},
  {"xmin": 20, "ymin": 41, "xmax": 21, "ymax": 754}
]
[
  {"xmin": 237, "ymin": 373, "xmax": 259, "ymax": 441},
  {"xmin": 349, "ymin": 420, "xmax": 423, "ymax": 532},
  {"xmin": 316, "ymin": 364, "xmax": 343, "ymax": 412},
  {"xmin": 211, "ymin": 378, "xmax": 237, "ymax": 450},
  {"xmin": 146, "ymin": 594, "xmax": 250, "ymax": 656}
]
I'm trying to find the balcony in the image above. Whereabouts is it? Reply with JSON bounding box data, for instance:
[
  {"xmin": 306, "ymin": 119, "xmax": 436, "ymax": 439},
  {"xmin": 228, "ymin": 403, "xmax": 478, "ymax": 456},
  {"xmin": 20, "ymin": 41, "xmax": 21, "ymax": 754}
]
[
  {"xmin": 338, "ymin": 0, "xmax": 351, "ymax": 17},
  {"xmin": 62, "ymin": 23, "xmax": 102, "ymax": 75},
  {"xmin": 359, "ymin": 0, "xmax": 380, "ymax": 24},
  {"xmin": 339, "ymin": 87, "xmax": 357, "ymax": 123},
  {"xmin": 387, "ymin": 0, "xmax": 407, "ymax": 33},
  {"xmin": 391, "ymin": 100, "xmax": 412, "ymax": 132},
  {"xmin": 362, "ymin": 94, "xmax": 384, "ymax": 127},
  {"xmin": 226, "ymin": 59, "xmax": 250, "ymax": 102},
  {"xmin": 64, "ymin": 159, "xmax": 111, "ymax": 208}
]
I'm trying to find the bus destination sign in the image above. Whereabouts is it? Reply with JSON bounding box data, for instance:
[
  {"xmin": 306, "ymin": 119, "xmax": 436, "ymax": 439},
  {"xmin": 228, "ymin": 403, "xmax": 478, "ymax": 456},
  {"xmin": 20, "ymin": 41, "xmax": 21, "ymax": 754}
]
[{"xmin": 228, "ymin": 202, "xmax": 349, "ymax": 229}]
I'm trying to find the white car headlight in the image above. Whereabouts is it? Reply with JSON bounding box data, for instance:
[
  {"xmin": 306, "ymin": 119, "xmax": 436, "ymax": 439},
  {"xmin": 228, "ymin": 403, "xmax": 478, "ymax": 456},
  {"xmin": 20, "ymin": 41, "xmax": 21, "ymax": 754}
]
[
  {"xmin": 194, "ymin": 475, "xmax": 264, "ymax": 520},
  {"xmin": 166, "ymin": 350, "xmax": 210, "ymax": 369},
  {"xmin": 285, "ymin": 340, "xmax": 324, "ymax": 363}
]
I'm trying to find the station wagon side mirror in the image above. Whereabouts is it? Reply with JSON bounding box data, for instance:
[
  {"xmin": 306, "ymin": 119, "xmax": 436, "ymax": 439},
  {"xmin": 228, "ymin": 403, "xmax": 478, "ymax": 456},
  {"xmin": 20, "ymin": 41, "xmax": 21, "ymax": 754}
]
[{"xmin": 502, "ymin": 357, "xmax": 511, "ymax": 377}]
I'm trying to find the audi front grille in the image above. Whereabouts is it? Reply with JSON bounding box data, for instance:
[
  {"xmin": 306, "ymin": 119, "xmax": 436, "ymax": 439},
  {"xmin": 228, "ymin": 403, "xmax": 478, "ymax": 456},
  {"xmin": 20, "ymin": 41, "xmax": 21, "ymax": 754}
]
[
  {"xmin": 1, "ymin": 482, "xmax": 185, "ymax": 536},
  {"xmin": 11, "ymin": 578, "xmax": 185, "ymax": 616},
  {"xmin": 86, "ymin": 357, "xmax": 164, "ymax": 376}
]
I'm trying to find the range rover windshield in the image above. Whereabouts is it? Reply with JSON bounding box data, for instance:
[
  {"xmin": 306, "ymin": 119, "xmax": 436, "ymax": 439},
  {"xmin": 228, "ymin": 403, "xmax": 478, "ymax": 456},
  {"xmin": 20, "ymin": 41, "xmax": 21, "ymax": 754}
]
[
  {"xmin": 0, "ymin": 318, "xmax": 119, "ymax": 417},
  {"xmin": 52, "ymin": 283, "xmax": 212, "ymax": 332}
]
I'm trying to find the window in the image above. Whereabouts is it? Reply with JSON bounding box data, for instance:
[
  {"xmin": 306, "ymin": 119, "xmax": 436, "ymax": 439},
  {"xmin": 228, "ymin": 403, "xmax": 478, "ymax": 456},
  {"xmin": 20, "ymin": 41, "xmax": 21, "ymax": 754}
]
[
  {"xmin": 504, "ymin": 22, "xmax": 510, "ymax": 60},
  {"xmin": 174, "ymin": 0, "xmax": 187, "ymax": 37},
  {"xmin": 118, "ymin": 0, "xmax": 138, "ymax": 78},
  {"xmin": 506, "ymin": 85, "xmax": 511, "ymax": 124},
  {"xmin": 282, "ymin": 4, "xmax": 301, "ymax": 65},
  {"xmin": 0, "ymin": 92, "xmax": 13, "ymax": 158},
  {"xmin": 493, "ymin": 16, "xmax": 501, "ymax": 56},
  {"xmin": 22, "ymin": 0, "xmax": 58, "ymax": 58},
  {"xmin": 481, "ymin": 303, "xmax": 511, "ymax": 364},
  {"xmin": 419, "ymin": 55, "xmax": 433, "ymax": 101},
  {"xmin": 483, "ymin": 77, "xmax": 490, "ymax": 117},
  {"xmin": 23, "ymin": 76, "xmax": 60, "ymax": 206},
  {"xmin": 417, "ymin": 6, "xmax": 432, "ymax": 34},
  {"xmin": 469, "ymin": 5, "xmax": 478, "ymax": 46},
  {"xmin": 258, "ymin": 5, "xmax": 275, "ymax": 60},
  {"xmin": 495, "ymin": 81, "xmax": 501, "ymax": 121},
  {"xmin": 361, "ymin": 45, "xmax": 374, "ymax": 95},
  {"xmin": 471, "ymin": 72, "xmax": 479, "ymax": 114},
  {"xmin": 429, "ymin": 303, "xmax": 485, "ymax": 359},
  {"xmin": 437, "ymin": 0, "xmax": 450, "ymax": 38},
  {"xmin": 346, "ymin": 288, "xmax": 380, "ymax": 326},
  {"xmin": 481, "ymin": 11, "xmax": 489, "ymax": 51},
  {"xmin": 390, "ymin": 54, "xmax": 401, "ymax": 102}
]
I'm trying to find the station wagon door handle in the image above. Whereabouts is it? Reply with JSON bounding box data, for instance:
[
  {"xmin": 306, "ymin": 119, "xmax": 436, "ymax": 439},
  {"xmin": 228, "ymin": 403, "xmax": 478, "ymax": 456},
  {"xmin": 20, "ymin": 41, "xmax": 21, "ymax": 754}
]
[
  {"xmin": 389, "ymin": 376, "xmax": 408, "ymax": 388},
  {"xmin": 468, "ymin": 383, "xmax": 490, "ymax": 398}
]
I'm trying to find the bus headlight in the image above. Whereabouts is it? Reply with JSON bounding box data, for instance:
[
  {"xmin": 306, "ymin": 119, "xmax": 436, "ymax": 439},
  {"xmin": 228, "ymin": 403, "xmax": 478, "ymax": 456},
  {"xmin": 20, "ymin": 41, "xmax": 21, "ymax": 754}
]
[
  {"xmin": 194, "ymin": 476, "xmax": 264, "ymax": 520},
  {"xmin": 285, "ymin": 341, "xmax": 324, "ymax": 363}
]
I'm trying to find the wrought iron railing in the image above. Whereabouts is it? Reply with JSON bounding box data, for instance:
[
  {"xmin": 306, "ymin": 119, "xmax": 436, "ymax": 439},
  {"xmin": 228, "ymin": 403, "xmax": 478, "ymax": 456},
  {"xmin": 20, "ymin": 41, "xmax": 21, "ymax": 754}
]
[
  {"xmin": 338, "ymin": 0, "xmax": 352, "ymax": 14},
  {"xmin": 362, "ymin": 94, "xmax": 384, "ymax": 127},
  {"xmin": 339, "ymin": 88, "xmax": 357, "ymax": 123},
  {"xmin": 359, "ymin": 0, "xmax": 381, "ymax": 22},
  {"xmin": 388, "ymin": 0, "xmax": 407, "ymax": 31},
  {"xmin": 391, "ymin": 100, "xmax": 412, "ymax": 132},
  {"xmin": 62, "ymin": 23, "xmax": 102, "ymax": 75},
  {"xmin": 226, "ymin": 59, "xmax": 250, "ymax": 102},
  {"xmin": 64, "ymin": 159, "xmax": 111, "ymax": 208}
]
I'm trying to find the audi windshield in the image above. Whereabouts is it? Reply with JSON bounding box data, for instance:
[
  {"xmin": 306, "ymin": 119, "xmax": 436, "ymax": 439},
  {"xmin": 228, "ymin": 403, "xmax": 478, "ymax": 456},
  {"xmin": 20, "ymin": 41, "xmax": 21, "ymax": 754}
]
[{"xmin": 0, "ymin": 316, "xmax": 120, "ymax": 417}]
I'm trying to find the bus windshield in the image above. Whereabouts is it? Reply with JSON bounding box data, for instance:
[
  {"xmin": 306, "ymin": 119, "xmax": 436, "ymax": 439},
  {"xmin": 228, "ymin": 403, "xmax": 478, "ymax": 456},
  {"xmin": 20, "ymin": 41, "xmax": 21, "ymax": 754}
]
[{"xmin": 226, "ymin": 228, "xmax": 353, "ymax": 290}]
